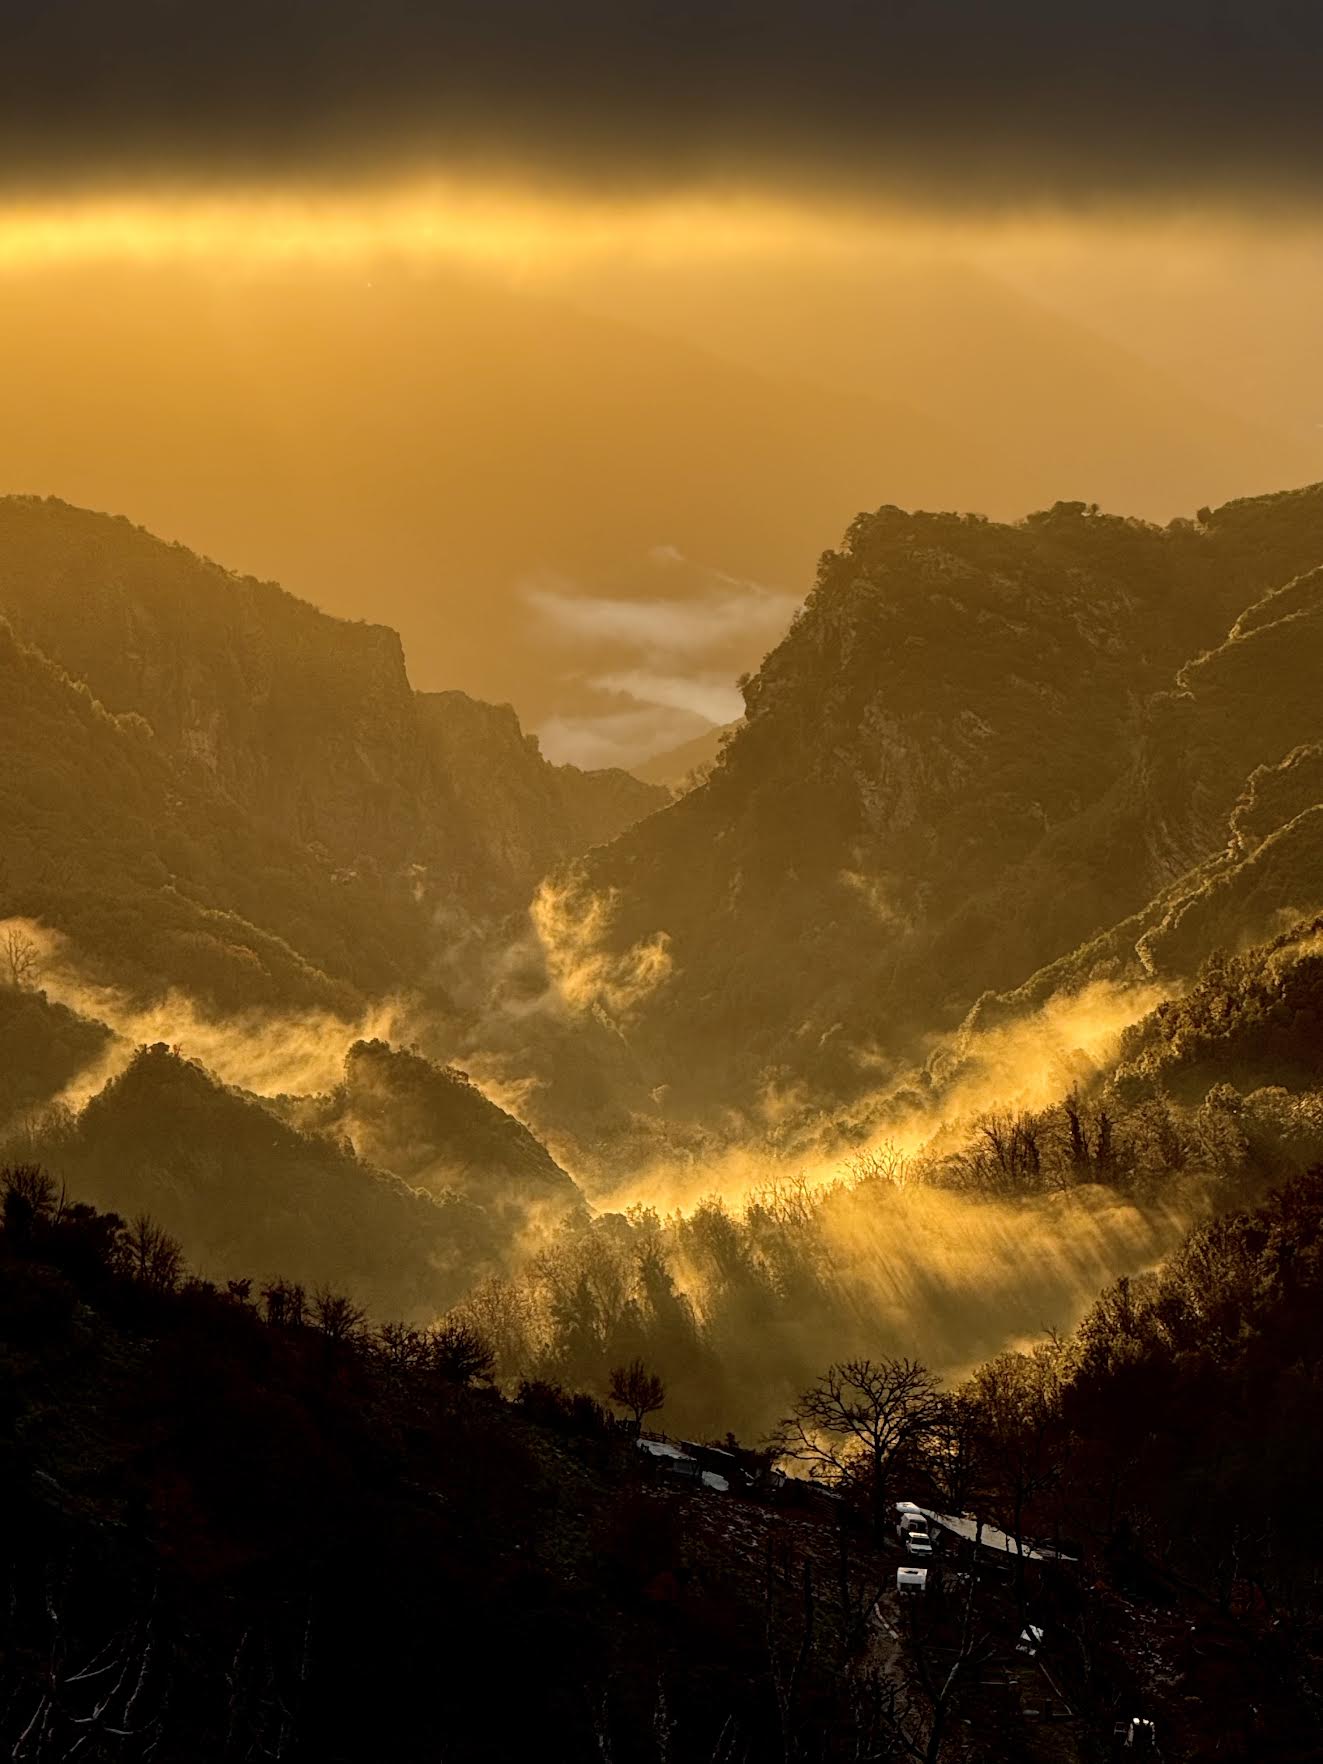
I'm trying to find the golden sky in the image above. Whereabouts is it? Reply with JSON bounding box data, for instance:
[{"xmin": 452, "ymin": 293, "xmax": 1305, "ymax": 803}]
[{"xmin": 3, "ymin": 172, "xmax": 1321, "ymax": 767}]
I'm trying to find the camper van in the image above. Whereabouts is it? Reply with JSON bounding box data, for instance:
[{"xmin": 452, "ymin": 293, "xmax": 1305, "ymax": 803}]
[{"xmin": 897, "ymin": 1512, "xmax": 935, "ymax": 1556}]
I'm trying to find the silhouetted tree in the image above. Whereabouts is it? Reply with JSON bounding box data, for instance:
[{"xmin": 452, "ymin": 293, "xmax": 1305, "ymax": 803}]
[
  {"xmin": 261, "ymin": 1279, "xmax": 306, "ymax": 1328},
  {"xmin": 966, "ymin": 1343, "xmax": 1069, "ymax": 1620},
  {"xmin": 117, "ymin": 1212, "xmax": 183, "ymax": 1291},
  {"xmin": 2, "ymin": 926, "xmax": 40, "ymax": 991},
  {"xmin": 608, "ymin": 1357, "xmax": 666, "ymax": 1431},
  {"xmin": 429, "ymin": 1319, "xmax": 495, "ymax": 1385},
  {"xmin": 774, "ymin": 1358, "xmax": 942, "ymax": 1542},
  {"xmin": 312, "ymin": 1285, "xmax": 367, "ymax": 1345},
  {"xmin": 2, "ymin": 1162, "xmax": 58, "ymax": 1242}
]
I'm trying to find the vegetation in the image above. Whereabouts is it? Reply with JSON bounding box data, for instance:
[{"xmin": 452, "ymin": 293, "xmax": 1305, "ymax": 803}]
[
  {"xmin": 4, "ymin": 1163, "xmax": 1321, "ymax": 1759},
  {"xmin": 0, "ymin": 496, "xmax": 662, "ymax": 1012},
  {"xmin": 3, "ymin": 486, "xmax": 1323, "ymax": 1752}
]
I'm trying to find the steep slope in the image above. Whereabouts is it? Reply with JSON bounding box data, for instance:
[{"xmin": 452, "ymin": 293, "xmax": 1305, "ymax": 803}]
[
  {"xmin": 415, "ymin": 690, "xmax": 662, "ymax": 911},
  {"xmin": 0, "ymin": 617, "xmax": 401, "ymax": 1010},
  {"xmin": 964, "ymin": 563, "xmax": 1323, "ymax": 1037},
  {"xmin": 299, "ymin": 1037, "xmax": 585, "ymax": 1225},
  {"xmin": 630, "ymin": 721, "xmax": 739, "ymax": 790},
  {"xmin": 0, "ymin": 497, "xmax": 664, "ymax": 994},
  {"xmin": 19, "ymin": 1043, "xmax": 498, "ymax": 1316},
  {"xmin": 0, "ymin": 982, "xmax": 110, "ymax": 1134},
  {"xmin": 529, "ymin": 488, "xmax": 1323, "ymax": 1135}
]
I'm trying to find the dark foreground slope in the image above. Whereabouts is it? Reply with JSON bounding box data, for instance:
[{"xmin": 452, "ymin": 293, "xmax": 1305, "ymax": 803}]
[{"xmin": 3, "ymin": 1165, "xmax": 1321, "ymax": 1762}]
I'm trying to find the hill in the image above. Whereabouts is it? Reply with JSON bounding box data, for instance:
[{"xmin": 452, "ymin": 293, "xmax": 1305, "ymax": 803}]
[
  {"xmin": 11, "ymin": 1042, "xmax": 502, "ymax": 1316},
  {"xmin": 0, "ymin": 496, "xmax": 664, "ymax": 1004},
  {"xmin": 526, "ymin": 487, "xmax": 1323, "ymax": 1145},
  {"xmin": 3, "ymin": 1158, "xmax": 1321, "ymax": 1761}
]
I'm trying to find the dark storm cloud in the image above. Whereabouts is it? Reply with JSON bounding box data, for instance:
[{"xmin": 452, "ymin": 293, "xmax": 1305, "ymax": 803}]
[{"xmin": 3, "ymin": 0, "xmax": 1322, "ymax": 203}]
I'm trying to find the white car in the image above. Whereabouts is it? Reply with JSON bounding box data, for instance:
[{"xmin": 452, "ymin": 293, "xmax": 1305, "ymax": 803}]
[{"xmin": 904, "ymin": 1531, "xmax": 934, "ymax": 1559}]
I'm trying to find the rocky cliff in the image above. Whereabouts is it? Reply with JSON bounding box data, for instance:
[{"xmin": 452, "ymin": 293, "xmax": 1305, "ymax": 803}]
[
  {"xmin": 527, "ymin": 487, "xmax": 1323, "ymax": 1134},
  {"xmin": 0, "ymin": 496, "xmax": 664, "ymax": 998}
]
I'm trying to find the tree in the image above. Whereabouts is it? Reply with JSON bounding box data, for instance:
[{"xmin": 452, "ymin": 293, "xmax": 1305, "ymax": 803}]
[
  {"xmin": 1, "ymin": 1163, "xmax": 59, "ymax": 1243},
  {"xmin": 2, "ymin": 926, "xmax": 40, "ymax": 991},
  {"xmin": 261, "ymin": 1279, "xmax": 306, "ymax": 1328},
  {"xmin": 608, "ymin": 1357, "xmax": 666, "ymax": 1432},
  {"xmin": 117, "ymin": 1213, "xmax": 183, "ymax": 1291},
  {"xmin": 774, "ymin": 1358, "xmax": 942, "ymax": 1543},
  {"xmin": 923, "ymin": 1391, "xmax": 987, "ymax": 1516},
  {"xmin": 312, "ymin": 1285, "xmax": 367, "ymax": 1346},
  {"xmin": 966, "ymin": 1344, "xmax": 1069, "ymax": 1620},
  {"xmin": 428, "ymin": 1319, "xmax": 495, "ymax": 1385}
]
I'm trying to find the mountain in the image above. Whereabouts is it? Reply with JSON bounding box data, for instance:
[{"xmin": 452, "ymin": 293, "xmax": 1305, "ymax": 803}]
[
  {"xmin": 15, "ymin": 1041, "xmax": 505, "ymax": 1316},
  {"xmin": 0, "ymin": 612, "xmax": 389, "ymax": 1013},
  {"xmin": 6, "ymin": 255, "xmax": 1318, "ymax": 738},
  {"xmin": 529, "ymin": 487, "xmax": 1323, "ymax": 1142},
  {"xmin": 0, "ymin": 496, "xmax": 664, "ymax": 1003},
  {"xmin": 0, "ymin": 262, "xmax": 983, "ymax": 726},
  {"xmin": 294, "ymin": 1037, "xmax": 585, "ymax": 1226},
  {"xmin": 0, "ymin": 982, "xmax": 110, "ymax": 1134},
  {"xmin": 630, "ymin": 721, "xmax": 739, "ymax": 790}
]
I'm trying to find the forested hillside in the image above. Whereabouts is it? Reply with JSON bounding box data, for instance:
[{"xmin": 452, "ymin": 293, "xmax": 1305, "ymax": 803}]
[
  {"xmin": 0, "ymin": 496, "xmax": 663, "ymax": 1005},
  {"xmin": 531, "ymin": 487, "xmax": 1323, "ymax": 1146},
  {"xmin": 3, "ymin": 1159, "xmax": 1320, "ymax": 1761},
  {"xmin": 3, "ymin": 483, "xmax": 1323, "ymax": 1759}
]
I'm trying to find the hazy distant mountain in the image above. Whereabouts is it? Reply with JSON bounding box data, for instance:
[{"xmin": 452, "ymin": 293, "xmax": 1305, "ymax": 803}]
[
  {"xmin": 629, "ymin": 721, "xmax": 739, "ymax": 790},
  {"xmin": 9, "ymin": 481, "xmax": 1323, "ymax": 1259}
]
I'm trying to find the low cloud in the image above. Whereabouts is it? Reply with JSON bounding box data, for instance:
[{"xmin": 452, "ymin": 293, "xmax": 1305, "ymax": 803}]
[
  {"xmin": 523, "ymin": 549, "xmax": 796, "ymax": 768},
  {"xmin": 537, "ymin": 704, "xmax": 714, "ymax": 771}
]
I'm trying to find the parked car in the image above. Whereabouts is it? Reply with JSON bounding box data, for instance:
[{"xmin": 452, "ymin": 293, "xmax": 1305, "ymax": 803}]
[{"xmin": 904, "ymin": 1531, "xmax": 935, "ymax": 1559}]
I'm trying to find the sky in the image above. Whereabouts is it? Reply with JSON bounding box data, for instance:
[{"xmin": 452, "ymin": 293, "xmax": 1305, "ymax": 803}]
[{"xmin": 2, "ymin": 2, "xmax": 1322, "ymax": 765}]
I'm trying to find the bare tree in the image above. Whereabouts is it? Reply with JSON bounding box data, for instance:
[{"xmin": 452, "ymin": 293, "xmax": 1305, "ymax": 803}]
[
  {"xmin": 773, "ymin": 1358, "xmax": 942, "ymax": 1543},
  {"xmin": 261, "ymin": 1279, "xmax": 307, "ymax": 1328},
  {"xmin": 2, "ymin": 926, "xmax": 40, "ymax": 991},
  {"xmin": 311, "ymin": 1285, "xmax": 367, "ymax": 1345},
  {"xmin": 843, "ymin": 1139, "xmax": 911, "ymax": 1189},
  {"xmin": 428, "ymin": 1318, "xmax": 495, "ymax": 1384},
  {"xmin": 608, "ymin": 1356, "xmax": 666, "ymax": 1432},
  {"xmin": 118, "ymin": 1213, "xmax": 184, "ymax": 1291},
  {"xmin": 923, "ymin": 1391, "xmax": 987, "ymax": 1517}
]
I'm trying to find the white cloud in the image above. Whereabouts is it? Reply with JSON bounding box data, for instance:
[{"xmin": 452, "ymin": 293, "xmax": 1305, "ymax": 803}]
[
  {"xmin": 589, "ymin": 667, "xmax": 744, "ymax": 725},
  {"xmin": 522, "ymin": 547, "xmax": 797, "ymax": 768},
  {"xmin": 537, "ymin": 703, "xmax": 713, "ymax": 769}
]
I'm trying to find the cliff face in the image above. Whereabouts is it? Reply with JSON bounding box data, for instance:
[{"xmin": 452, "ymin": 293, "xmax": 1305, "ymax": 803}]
[
  {"xmin": 0, "ymin": 496, "xmax": 665, "ymax": 995},
  {"xmin": 967, "ymin": 568, "xmax": 1323, "ymax": 1023},
  {"xmin": 531, "ymin": 488, "xmax": 1323, "ymax": 1127},
  {"xmin": 0, "ymin": 613, "xmax": 413, "ymax": 1010},
  {"xmin": 415, "ymin": 690, "xmax": 663, "ymax": 912}
]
